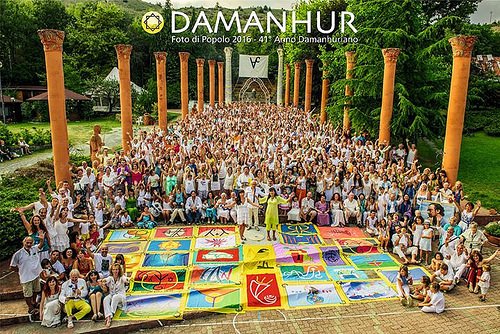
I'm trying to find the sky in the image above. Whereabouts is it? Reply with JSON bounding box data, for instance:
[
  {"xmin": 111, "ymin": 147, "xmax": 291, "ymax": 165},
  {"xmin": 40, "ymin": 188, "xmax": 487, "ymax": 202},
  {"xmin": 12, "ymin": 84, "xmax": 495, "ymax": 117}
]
[{"xmin": 144, "ymin": 0, "xmax": 499, "ymax": 23}]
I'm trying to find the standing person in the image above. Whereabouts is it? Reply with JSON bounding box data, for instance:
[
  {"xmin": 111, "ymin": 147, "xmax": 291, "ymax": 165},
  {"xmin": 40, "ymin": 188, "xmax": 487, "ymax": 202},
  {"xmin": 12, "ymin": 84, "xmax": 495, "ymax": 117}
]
[
  {"xmin": 418, "ymin": 282, "xmax": 445, "ymax": 314},
  {"xmin": 86, "ymin": 241, "xmax": 113, "ymax": 278},
  {"xmin": 235, "ymin": 190, "xmax": 259, "ymax": 243},
  {"xmin": 259, "ymin": 188, "xmax": 292, "ymax": 241},
  {"xmin": 478, "ymin": 264, "xmax": 491, "ymax": 302},
  {"xmin": 245, "ymin": 180, "xmax": 265, "ymax": 231},
  {"xmin": 102, "ymin": 263, "xmax": 129, "ymax": 328},
  {"xmin": 419, "ymin": 221, "xmax": 433, "ymax": 265},
  {"xmin": 13, "ymin": 209, "xmax": 51, "ymax": 260},
  {"xmin": 10, "ymin": 234, "xmax": 45, "ymax": 315},
  {"xmin": 59, "ymin": 269, "xmax": 91, "ymax": 329},
  {"xmin": 39, "ymin": 276, "xmax": 61, "ymax": 328}
]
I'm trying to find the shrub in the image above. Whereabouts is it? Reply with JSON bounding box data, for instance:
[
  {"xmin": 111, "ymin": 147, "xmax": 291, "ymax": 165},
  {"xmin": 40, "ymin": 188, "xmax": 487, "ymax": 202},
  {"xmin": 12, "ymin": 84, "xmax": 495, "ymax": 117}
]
[
  {"xmin": 485, "ymin": 222, "xmax": 500, "ymax": 237},
  {"xmin": 484, "ymin": 121, "xmax": 500, "ymax": 137}
]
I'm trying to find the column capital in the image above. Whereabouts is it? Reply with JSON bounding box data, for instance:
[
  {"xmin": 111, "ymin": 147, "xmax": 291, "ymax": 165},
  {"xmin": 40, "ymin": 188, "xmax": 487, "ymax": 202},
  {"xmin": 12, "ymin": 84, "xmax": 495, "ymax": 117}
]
[
  {"xmin": 345, "ymin": 51, "xmax": 356, "ymax": 64},
  {"xmin": 277, "ymin": 48, "xmax": 284, "ymax": 57},
  {"xmin": 294, "ymin": 61, "xmax": 301, "ymax": 70},
  {"xmin": 449, "ymin": 35, "xmax": 477, "ymax": 58},
  {"xmin": 208, "ymin": 59, "xmax": 216, "ymax": 66},
  {"xmin": 224, "ymin": 47, "xmax": 233, "ymax": 56},
  {"xmin": 115, "ymin": 44, "xmax": 132, "ymax": 59},
  {"xmin": 154, "ymin": 51, "xmax": 167, "ymax": 63},
  {"xmin": 305, "ymin": 59, "xmax": 314, "ymax": 68},
  {"xmin": 217, "ymin": 61, "xmax": 224, "ymax": 67},
  {"xmin": 382, "ymin": 48, "xmax": 400, "ymax": 63},
  {"xmin": 179, "ymin": 52, "xmax": 190, "ymax": 62},
  {"xmin": 38, "ymin": 29, "xmax": 65, "ymax": 52},
  {"xmin": 196, "ymin": 58, "xmax": 205, "ymax": 67},
  {"xmin": 286, "ymin": 63, "xmax": 291, "ymax": 70}
]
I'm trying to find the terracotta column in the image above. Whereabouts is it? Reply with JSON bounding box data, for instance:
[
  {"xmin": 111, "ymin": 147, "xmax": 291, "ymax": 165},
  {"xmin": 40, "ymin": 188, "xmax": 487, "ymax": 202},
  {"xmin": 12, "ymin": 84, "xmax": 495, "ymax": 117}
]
[
  {"xmin": 344, "ymin": 51, "xmax": 356, "ymax": 132},
  {"xmin": 304, "ymin": 59, "xmax": 314, "ymax": 112},
  {"xmin": 224, "ymin": 47, "xmax": 232, "ymax": 103},
  {"xmin": 293, "ymin": 61, "xmax": 301, "ymax": 107},
  {"xmin": 179, "ymin": 52, "xmax": 190, "ymax": 119},
  {"xmin": 115, "ymin": 44, "xmax": 133, "ymax": 153},
  {"xmin": 208, "ymin": 60, "xmax": 216, "ymax": 108},
  {"xmin": 285, "ymin": 64, "xmax": 291, "ymax": 106},
  {"xmin": 38, "ymin": 29, "xmax": 71, "ymax": 185},
  {"xmin": 442, "ymin": 36, "xmax": 477, "ymax": 184},
  {"xmin": 320, "ymin": 62, "xmax": 329, "ymax": 124},
  {"xmin": 217, "ymin": 61, "xmax": 224, "ymax": 106},
  {"xmin": 196, "ymin": 58, "xmax": 205, "ymax": 113},
  {"xmin": 378, "ymin": 48, "xmax": 400, "ymax": 144},
  {"xmin": 154, "ymin": 52, "xmax": 167, "ymax": 132},
  {"xmin": 276, "ymin": 48, "xmax": 284, "ymax": 106}
]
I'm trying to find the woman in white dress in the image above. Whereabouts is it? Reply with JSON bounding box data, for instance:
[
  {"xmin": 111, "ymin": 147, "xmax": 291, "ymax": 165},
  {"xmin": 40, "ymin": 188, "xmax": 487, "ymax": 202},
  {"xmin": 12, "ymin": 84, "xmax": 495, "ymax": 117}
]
[
  {"xmin": 235, "ymin": 191, "xmax": 259, "ymax": 242},
  {"xmin": 223, "ymin": 166, "xmax": 235, "ymax": 195},
  {"xmin": 102, "ymin": 263, "xmax": 129, "ymax": 328},
  {"xmin": 329, "ymin": 193, "xmax": 345, "ymax": 227},
  {"xmin": 40, "ymin": 276, "xmax": 61, "ymax": 327},
  {"xmin": 324, "ymin": 168, "xmax": 334, "ymax": 202},
  {"xmin": 215, "ymin": 192, "xmax": 231, "ymax": 224},
  {"xmin": 287, "ymin": 194, "xmax": 301, "ymax": 222},
  {"xmin": 414, "ymin": 183, "xmax": 430, "ymax": 209},
  {"xmin": 52, "ymin": 207, "xmax": 86, "ymax": 252}
]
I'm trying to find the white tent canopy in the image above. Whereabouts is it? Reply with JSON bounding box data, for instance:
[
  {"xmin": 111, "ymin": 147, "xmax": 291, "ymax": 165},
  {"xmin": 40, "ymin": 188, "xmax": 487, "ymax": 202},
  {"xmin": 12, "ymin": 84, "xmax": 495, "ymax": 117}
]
[{"xmin": 105, "ymin": 67, "xmax": 145, "ymax": 94}]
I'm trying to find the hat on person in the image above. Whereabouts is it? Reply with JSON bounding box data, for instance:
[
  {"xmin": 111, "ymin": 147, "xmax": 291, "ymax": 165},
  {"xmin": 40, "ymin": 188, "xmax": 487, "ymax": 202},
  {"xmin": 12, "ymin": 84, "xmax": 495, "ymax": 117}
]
[{"xmin": 424, "ymin": 219, "xmax": 431, "ymax": 225}]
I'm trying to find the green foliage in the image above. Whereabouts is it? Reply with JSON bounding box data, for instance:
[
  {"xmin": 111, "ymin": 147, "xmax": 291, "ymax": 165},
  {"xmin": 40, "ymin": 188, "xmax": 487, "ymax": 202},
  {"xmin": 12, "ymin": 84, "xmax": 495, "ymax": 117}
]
[
  {"xmin": 419, "ymin": 0, "xmax": 482, "ymax": 24},
  {"xmin": 0, "ymin": 123, "xmax": 51, "ymax": 148},
  {"xmin": 485, "ymin": 222, "xmax": 500, "ymax": 237},
  {"xmin": 484, "ymin": 121, "xmax": 500, "ymax": 137},
  {"xmin": 464, "ymin": 109, "xmax": 500, "ymax": 134}
]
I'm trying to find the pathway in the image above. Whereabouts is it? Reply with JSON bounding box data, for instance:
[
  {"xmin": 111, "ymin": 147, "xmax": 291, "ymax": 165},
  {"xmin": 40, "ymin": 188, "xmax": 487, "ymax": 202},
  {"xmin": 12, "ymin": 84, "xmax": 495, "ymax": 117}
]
[{"xmin": 0, "ymin": 127, "xmax": 122, "ymax": 176}]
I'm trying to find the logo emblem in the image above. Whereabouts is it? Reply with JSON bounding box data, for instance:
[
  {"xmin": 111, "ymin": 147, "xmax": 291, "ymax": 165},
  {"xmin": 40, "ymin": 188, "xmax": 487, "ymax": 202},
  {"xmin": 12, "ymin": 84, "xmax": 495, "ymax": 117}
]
[
  {"xmin": 142, "ymin": 11, "xmax": 164, "ymax": 34},
  {"xmin": 249, "ymin": 57, "xmax": 261, "ymax": 68}
]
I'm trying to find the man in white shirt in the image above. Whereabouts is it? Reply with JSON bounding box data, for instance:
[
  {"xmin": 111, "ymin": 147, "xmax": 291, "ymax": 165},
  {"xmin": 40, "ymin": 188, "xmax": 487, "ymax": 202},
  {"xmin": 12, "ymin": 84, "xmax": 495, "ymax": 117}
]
[
  {"xmin": 245, "ymin": 180, "xmax": 265, "ymax": 230},
  {"xmin": 10, "ymin": 235, "xmax": 45, "ymax": 314},
  {"xmin": 391, "ymin": 226, "xmax": 418, "ymax": 264},
  {"xmin": 185, "ymin": 191, "xmax": 202, "ymax": 224},
  {"xmin": 343, "ymin": 192, "xmax": 361, "ymax": 225},
  {"xmin": 86, "ymin": 244, "xmax": 112, "ymax": 278},
  {"xmin": 430, "ymin": 263, "xmax": 455, "ymax": 291},
  {"xmin": 48, "ymin": 250, "xmax": 66, "ymax": 281},
  {"xmin": 236, "ymin": 166, "xmax": 254, "ymax": 189},
  {"xmin": 59, "ymin": 269, "xmax": 90, "ymax": 328},
  {"xmin": 300, "ymin": 191, "xmax": 317, "ymax": 222},
  {"xmin": 444, "ymin": 243, "xmax": 468, "ymax": 284}
]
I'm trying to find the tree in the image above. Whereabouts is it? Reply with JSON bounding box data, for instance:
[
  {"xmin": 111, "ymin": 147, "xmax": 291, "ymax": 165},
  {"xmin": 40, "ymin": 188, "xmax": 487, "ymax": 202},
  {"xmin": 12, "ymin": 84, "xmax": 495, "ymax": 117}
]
[
  {"xmin": 419, "ymin": 0, "xmax": 482, "ymax": 23},
  {"xmin": 86, "ymin": 77, "xmax": 120, "ymax": 114}
]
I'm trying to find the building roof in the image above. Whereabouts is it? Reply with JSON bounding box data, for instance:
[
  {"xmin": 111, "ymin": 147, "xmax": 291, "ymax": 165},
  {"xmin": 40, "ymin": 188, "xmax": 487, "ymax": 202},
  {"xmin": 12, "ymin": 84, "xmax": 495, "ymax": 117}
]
[
  {"xmin": 105, "ymin": 67, "xmax": 145, "ymax": 93},
  {"xmin": 26, "ymin": 89, "xmax": 91, "ymax": 101},
  {"xmin": 1, "ymin": 95, "xmax": 22, "ymax": 103}
]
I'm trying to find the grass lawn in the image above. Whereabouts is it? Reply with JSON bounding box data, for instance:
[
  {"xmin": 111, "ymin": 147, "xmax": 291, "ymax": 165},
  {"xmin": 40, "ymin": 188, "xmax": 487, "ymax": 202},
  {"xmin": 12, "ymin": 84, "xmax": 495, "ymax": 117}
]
[
  {"xmin": 7, "ymin": 112, "xmax": 181, "ymax": 146},
  {"xmin": 418, "ymin": 132, "xmax": 500, "ymax": 210}
]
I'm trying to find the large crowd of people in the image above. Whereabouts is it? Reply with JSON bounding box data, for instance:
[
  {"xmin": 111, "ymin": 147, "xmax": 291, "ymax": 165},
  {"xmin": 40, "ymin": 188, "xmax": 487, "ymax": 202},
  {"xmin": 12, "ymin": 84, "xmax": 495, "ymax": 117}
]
[{"xmin": 8, "ymin": 103, "xmax": 498, "ymax": 327}]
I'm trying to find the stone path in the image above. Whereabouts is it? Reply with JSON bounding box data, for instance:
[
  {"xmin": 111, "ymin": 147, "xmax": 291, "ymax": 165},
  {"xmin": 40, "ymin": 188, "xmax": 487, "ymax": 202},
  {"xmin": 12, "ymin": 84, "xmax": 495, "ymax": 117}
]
[{"xmin": 0, "ymin": 127, "xmax": 122, "ymax": 176}]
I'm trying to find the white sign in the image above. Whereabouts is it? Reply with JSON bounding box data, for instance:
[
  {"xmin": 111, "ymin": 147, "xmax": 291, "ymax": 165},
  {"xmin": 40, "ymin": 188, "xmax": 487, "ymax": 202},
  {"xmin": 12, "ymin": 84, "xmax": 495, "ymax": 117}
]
[{"xmin": 239, "ymin": 55, "xmax": 268, "ymax": 78}]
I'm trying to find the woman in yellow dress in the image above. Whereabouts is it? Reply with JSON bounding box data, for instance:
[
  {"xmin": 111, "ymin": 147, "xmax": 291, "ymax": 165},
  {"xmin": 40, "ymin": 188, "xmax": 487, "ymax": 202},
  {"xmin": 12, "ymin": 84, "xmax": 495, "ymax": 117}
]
[{"xmin": 259, "ymin": 187, "xmax": 293, "ymax": 241}]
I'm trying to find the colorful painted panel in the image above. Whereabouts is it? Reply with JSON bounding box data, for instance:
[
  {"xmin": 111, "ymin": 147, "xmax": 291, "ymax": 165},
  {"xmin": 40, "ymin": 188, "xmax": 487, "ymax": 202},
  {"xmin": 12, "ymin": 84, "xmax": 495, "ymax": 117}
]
[
  {"xmin": 115, "ymin": 294, "xmax": 182, "ymax": 320},
  {"xmin": 154, "ymin": 227, "xmax": 193, "ymax": 239},
  {"xmin": 186, "ymin": 287, "xmax": 241, "ymax": 311},
  {"xmin": 280, "ymin": 223, "xmax": 318, "ymax": 235},
  {"xmin": 326, "ymin": 266, "xmax": 369, "ymax": 281},
  {"xmin": 122, "ymin": 254, "xmax": 143, "ymax": 273},
  {"xmin": 194, "ymin": 248, "xmax": 241, "ymax": 264},
  {"xmin": 337, "ymin": 238, "xmax": 380, "ymax": 254},
  {"xmin": 197, "ymin": 226, "xmax": 237, "ymax": 237},
  {"xmin": 379, "ymin": 267, "xmax": 432, "ymax": 285},
  {"xmin": 285, "ymin": 283, "xmax": 344, "ymax": 308},
  {"xmin": 281, "ymin": 233, "xmax": 322, "ymax": 244},
  {"xmin": 246, "ymin": 273, "xmax": 281, "ymax": 308},
  {"xmin": 106, "ymin": 229, "xmax": 151, "ymax": 242},
  {"xmin": 340, "ymin": 280, "xmax": 398, "ymax": 301},
  {"xmin": 190, "ymin": 265, "xmax": 242, "ymax": 285},
  {"xmin": 318, "ymin": 227, "xmax": 366, "ymax": 239},
  {"xmin": 280, "ymin": 265, "xmax": 330, "ymax": 282},
  {"xmin": 147, "ymin": 239, "xmax": 192, "ymax": 252},
  {"xmin": 273, "ymin": 243, "xmax": 321, "ymax": 264},
  {"xmin": 130, "ymin": 269, "xmax": 186, "ymax": 293},
  {"xmin": 142, "ymin": 253, "xmax": 190, "ymax": 267},
  {"xmin": 243, "ymin": 245, "xmax": 276, "ymax": 271},
  {"xmin": 101, "ymin": 241, "xmax": 146, "ymax": 254},
  {"xmin": 349, "ymin": 254, "xmax": 400, "ymax": 270},
  {"xmin": 318, "ymin": 246, "xmax": 348, "ymax": 266},
  {"xmin": 195, "ymin": 235, "xmax": 237, "ymax": 249}
]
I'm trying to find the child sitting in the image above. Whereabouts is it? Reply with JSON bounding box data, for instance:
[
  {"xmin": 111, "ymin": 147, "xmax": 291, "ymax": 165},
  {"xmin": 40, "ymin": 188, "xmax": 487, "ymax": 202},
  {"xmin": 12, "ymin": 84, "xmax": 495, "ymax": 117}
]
[
  {"xmin": 430, "ymin": 263, "xmax": 455, "ymax": 291},
  {"xmin": 418, "ymin": 282, "xmax": 445, "ymax": 314},
  {"xmin": 120, "ymin": 210, "xmax": 133, "ymax": 228},
  {"xmin": 410, "ymin": 275, "xmax": 431, "ymax": 301},
  {"xmin": 429, "ymin": 252, "xmax": 444, "ymax": 272}
]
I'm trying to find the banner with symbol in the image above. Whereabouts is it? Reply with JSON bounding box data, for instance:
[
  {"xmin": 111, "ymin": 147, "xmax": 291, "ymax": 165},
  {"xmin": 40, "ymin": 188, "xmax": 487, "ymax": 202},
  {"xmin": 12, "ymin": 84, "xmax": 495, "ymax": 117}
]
[{"xmin": 238, "ymin": 55, "xmax": 269, "ymax": 78}]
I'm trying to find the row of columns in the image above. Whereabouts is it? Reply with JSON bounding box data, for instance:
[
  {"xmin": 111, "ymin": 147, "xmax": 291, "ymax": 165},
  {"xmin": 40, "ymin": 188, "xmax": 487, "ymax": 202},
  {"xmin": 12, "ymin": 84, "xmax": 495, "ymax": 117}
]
[{"xmin": 37, "ymin": 28, "xmax": 475, "ymax": 186}]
